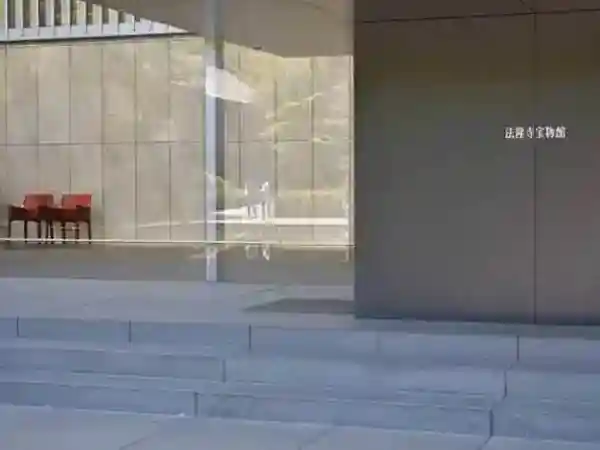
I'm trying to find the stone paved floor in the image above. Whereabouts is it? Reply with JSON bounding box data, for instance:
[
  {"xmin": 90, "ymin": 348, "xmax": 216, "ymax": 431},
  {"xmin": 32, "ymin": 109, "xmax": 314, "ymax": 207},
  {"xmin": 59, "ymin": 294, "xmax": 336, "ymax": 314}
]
[
  {"xmin": 0, "ymin": 244, "xmax": 352, "ymax": 285},
  {"xmin": 0, "ymin": 406, "xmax": 597, "ymax": 450},
  {"xmin": 0, "ymin": 277, "xmax": 353, "ymax": 326},
  {"xmin": 4, "ymin": 277, "xmax": 600, "ymax": 338}
]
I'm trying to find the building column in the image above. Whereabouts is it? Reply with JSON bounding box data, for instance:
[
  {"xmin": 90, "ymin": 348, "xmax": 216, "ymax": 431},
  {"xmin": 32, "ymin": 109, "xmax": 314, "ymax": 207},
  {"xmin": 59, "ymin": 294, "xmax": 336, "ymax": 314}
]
[{"xmin": 203, "ymin": 0, "xmax": 226, "ymax": 281}]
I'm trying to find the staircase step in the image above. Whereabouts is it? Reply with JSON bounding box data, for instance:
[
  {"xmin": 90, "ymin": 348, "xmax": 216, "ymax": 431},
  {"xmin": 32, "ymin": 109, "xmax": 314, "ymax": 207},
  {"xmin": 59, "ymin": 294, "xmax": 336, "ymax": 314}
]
[
  {"xmin": 518, "ymin": 337, "xmax": 600, "ymax": 366},
  {"xmin": 0, "ymin": 368, "xmax": 495, "ymax": 408},
  {"xmin": 0, "ymin": 318, "xmax": 16, "ymax": 338},
  {"xmin": 1, "ymin": 317, "xmax": 522, "ymax": 363},
  {"xmin": 4, "ymin": 338, "xmax": 600, "ymax": 402},
  {"xmin": 0, "ymin": 338, "xmax": 509, "ymax": 397},
  {"xmin": 225, "ymin": 356, "xmax": 507, "ymax": 397},
  {"xmin": 6, "ymin": 317, "xmax": 600, "ymax": 367},
  {"xmin": 0, "ymin": 369, "xmax": 492, "ymax": 435},
  {"xmin": 507, "ymin": 362, "xmax": 600, "ymax": 401},
  {"xmin": 2, "ymin": 332, "xmax": 600, "ymax": 442},
  {"xmin": 0, "ymin": 339, "xmax": 227, "ymax": 381},
  {"xmin": 493, "ymin": 398, "xmax": 600, "ymax": 443},
  {"xmin": 485, "ymin": 437, "xmax": 600, "ymax": 450},
  {"xmin": 4, "ymin": 369, "xmax": 600, "ymax": 442}
]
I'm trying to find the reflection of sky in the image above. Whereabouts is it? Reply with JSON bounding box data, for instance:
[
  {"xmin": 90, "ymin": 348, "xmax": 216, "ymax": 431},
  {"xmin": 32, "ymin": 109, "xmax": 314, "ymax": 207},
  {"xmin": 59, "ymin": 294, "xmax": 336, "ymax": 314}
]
[{"xmin": 206, "ymin": 65, "xmax": 255, "ymax": 103}]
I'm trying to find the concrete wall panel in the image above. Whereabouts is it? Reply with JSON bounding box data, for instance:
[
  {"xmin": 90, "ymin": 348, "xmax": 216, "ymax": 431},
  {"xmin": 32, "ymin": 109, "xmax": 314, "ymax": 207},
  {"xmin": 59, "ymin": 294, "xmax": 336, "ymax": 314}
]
[
  {"xmin": 169, "ymin": 38, "xmax": 205, "ymax": 143},
  {"xmin": 169, "ymin": 142, "xmax": 206, "ymax": 242},
  {"xmin": 136, "ymin": 143, "xmax": 171, "ymax": 241},
  {"xmin": 6, "ymin": 46, "xmax": 38, "ymax": 145},
  {"xmin": 355, "ymin": 17, "xmax": 535, "ymax": 321},
  {"xmin": 70, "ymin": 43, "xmax": 103, "ymax": 145},
  {"xmin": 136, "ymin": 40, "xmax": 170, "ymax": 143},
  {"xmin": 102, "ymin": 42, "xmax": 136, "ymax": 144},
  {"xmin": 534, "ymin": 12, "xmax": 600, "ymax": 324},
  {"xmin": 102, "ymin": 144, "xmax": 136, "ymax": 240},
  {"xmin": 38, "ymin": 45, "xmax": 70, "ymax": 144}
]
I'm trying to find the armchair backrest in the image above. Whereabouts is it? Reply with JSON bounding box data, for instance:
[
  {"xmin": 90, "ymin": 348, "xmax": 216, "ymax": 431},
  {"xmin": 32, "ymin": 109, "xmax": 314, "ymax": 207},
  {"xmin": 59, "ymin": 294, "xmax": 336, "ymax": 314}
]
[
  {"xmin": 23, "ymin": 193, "xmax": 54, "ymax": 210},
  {"xmin": 61, "ymin": 194, "xmax": 92, "ymax": 209}
]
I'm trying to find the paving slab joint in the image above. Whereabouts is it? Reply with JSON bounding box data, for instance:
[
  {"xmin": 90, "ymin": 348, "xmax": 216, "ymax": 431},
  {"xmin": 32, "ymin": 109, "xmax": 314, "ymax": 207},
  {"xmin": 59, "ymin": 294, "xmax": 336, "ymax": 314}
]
[
  {"xmin": 221, "ymin": 359, "xmax": 227, "ymax": 382},
  {"xmin": 247, "ymin": 325, "xmax": 253, "ymax": 351},
  {"xmin": 193, "ymin": 392, "xmax": 200, "ymax": 417},
  {"xmin": 477, "ymin": 435, "xmax": 493, "ymax": 450},
  {"xmin": 501, "ymin": 371, "xmax": 508, "ymax": 398},
  {"xmin": 374, "ymin": 332, "xmax": 383, "ymax": 354},
  {"xmin": 488, "ymin": 408, "xmax": 495, "ymax": 439}
]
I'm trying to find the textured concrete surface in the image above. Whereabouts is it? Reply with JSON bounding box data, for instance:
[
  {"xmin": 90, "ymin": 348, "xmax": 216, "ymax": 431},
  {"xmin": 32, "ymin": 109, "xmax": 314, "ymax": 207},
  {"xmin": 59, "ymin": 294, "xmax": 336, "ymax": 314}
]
[{"xmin": 0, "ymin": 406, "xmax": 595, "ymax": 450}]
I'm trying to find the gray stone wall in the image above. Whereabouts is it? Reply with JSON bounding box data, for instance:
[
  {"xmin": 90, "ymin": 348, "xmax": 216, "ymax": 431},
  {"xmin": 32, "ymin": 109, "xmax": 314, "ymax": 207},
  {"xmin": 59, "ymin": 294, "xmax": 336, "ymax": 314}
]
[{"xmin": 355, "ymin": 10, "xmax": 600, "ymax": 324}]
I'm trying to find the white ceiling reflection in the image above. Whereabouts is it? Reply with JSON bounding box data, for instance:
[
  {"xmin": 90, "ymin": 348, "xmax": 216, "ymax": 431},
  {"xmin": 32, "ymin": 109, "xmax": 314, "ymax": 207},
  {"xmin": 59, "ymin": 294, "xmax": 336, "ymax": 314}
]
[{"xmin": 205, "ymin": 66, "xmax": 256, "ymax": 104}]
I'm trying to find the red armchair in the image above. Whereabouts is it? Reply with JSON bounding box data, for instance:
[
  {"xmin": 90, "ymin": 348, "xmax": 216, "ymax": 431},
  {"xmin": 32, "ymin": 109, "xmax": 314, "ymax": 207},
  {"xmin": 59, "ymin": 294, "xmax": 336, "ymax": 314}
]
[
  {"xmin": 59, "ymin": 194, "xmax": 93, "ymax": 243},
  {"xmin": 7, "ymin": 193, "xmax": 55, "ymax": 242}
]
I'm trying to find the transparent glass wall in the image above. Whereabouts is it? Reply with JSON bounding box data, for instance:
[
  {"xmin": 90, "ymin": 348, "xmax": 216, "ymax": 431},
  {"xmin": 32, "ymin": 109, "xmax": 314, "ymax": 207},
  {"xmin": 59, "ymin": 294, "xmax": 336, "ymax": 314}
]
[
  {"xmin": 0, "ymin": 0, "xmax": 353, "ymax": 286},
  {"xmin": 0, "ymin": 37, "xmax": 210, "ymax": 281},
  {"xmin": 217, "ymin": 4, "xmax": 353, "ymax": 285}
]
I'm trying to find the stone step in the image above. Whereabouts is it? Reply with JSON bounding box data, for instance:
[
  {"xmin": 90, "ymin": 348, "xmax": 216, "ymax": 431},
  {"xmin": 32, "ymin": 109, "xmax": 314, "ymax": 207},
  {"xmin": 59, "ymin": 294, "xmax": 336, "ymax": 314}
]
[
  {"xmin": 483, "ymin": 437, "xmax": 600, "ymax": 450},
  {"xmin": 0, "ymin": 338, "xmax": 227, "ymax": 381},
  {"xmin": 2, "ymin": 369, "xmax": 600, "ymax": 442},
  {"xmin": 492, "ymin": 398, "xmax": 600, "ymax": 443},
  {"xmin": 2, "ymin": 338, "xmax": 600, "ymax": 402},
  {"xmin": 0, "ymin": 368, "xmax": 492, "ymax": 435},
  {"xmin": 1, "ymin": 317, "xmax": 520, "ymax": 363},
  {"xmin": 507, "ymin": 363, "xmax": 600, "ymax": 401},
  {"xmin": 4, "ymin": 317, "xmax": 600, "ymax": 366},
  {"xmin": 0, "ymin": 338, "xmax": 508, "ymax": 397},
  {"xmin": 0, "ymin": 368, "xmax": 496, "ymax": 408}
]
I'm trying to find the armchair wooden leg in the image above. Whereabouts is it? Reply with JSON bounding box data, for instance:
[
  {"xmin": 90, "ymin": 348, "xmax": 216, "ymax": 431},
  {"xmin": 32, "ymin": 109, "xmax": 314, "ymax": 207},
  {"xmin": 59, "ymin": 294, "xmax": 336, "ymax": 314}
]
[
  {"xmin": 74, "ymin": 224, "xmax": 80, "ymax": 242},
  {"xmin": 45, "ymin": 221, "xmax": 54, "ymax": 243},
  {"xmin": 23, "ymin": 221, "xmax": 28, "ymax": 242},
  {"xmin": 6, "ymin": 220, "xmax": 12, "ymax": 247},
  {"xmin": 87, "ymin": 221, "xmax": 92, "ymax": 243},
  {"xmin": 61, "ymin": 222, "xmax": 67, "ymax": 243}
]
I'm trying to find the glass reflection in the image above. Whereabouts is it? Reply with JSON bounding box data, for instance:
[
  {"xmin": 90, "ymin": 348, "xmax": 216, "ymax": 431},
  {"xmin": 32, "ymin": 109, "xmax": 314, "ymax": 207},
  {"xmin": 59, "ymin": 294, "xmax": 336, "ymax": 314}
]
[
  {"xmin": 0, "ymin": 0, "xmax": 353, "ymax": 286},
  {"xmin": 216, "ymin": 42, "xmax": 353, "ymax": 285}
]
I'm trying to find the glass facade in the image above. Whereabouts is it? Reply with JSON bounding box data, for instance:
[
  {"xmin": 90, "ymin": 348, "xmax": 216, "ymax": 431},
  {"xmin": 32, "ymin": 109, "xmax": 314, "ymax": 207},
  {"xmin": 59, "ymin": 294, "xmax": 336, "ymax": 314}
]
[{"xmin": 0, "ymin": 0, "xmax": 353, "ymax": 285}]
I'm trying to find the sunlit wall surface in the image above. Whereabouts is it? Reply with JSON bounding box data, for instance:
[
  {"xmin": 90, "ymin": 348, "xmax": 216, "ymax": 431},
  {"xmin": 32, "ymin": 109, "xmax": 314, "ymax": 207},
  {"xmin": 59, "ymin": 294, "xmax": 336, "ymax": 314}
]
[{"xmin": 0, "ymin": 0, "xmax": 353, "ymax": 285}]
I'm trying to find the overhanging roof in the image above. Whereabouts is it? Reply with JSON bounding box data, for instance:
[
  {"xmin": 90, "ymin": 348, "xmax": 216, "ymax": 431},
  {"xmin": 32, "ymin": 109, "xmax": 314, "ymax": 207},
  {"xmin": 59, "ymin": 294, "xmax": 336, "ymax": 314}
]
[
  {"xmin": 88, "ymin": 0, "xmax": 352, "ymax": 56},
  {"xmin": 88, "ymin": 0, "xmax": 600, "ymax": 57}
]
